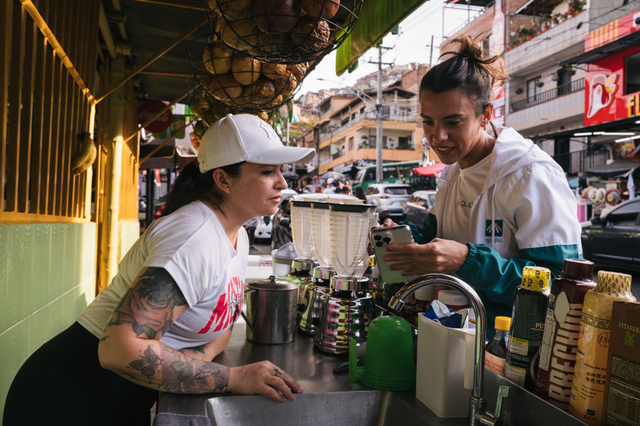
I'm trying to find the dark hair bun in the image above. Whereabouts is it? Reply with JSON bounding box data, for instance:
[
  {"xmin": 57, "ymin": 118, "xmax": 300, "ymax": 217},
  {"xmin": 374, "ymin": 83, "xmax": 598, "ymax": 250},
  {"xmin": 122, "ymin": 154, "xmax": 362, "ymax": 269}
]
[{"xmin": 420, "ymin": 33, "xmax": 509, "ymax": 116}]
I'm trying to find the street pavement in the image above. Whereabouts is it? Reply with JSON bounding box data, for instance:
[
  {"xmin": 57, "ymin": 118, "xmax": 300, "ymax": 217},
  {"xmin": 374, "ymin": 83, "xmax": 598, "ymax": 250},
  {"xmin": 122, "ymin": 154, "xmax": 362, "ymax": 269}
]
[{"xmin": 252, "ymin": 242, "xmax": 640, "ymax": 300}]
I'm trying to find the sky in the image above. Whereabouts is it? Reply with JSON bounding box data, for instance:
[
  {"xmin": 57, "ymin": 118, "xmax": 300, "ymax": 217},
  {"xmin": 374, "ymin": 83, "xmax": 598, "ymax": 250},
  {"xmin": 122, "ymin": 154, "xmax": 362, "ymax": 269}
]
[{"xmin": 297, "ymin": 0, "xmax": 479, "ymax": 97}]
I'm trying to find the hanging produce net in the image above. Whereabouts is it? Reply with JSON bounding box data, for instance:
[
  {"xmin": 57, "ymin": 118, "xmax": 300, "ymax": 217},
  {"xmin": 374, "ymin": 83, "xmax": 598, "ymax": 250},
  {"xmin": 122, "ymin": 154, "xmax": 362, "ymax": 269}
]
[
  {"xmin": 185, "ymin": 74, "xmax": 272, "ymax": 150},
  {"xmin": 205, "ymin": 0, "xmax": 364, "ymax": 64},
  {"xmin": 188, "ymin": 32, "xmax": 308, "ymax": 114}
]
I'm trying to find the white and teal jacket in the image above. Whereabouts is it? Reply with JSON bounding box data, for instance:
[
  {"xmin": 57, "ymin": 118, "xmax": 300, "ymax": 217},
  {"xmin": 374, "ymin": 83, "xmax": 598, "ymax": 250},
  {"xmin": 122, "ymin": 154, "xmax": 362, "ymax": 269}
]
[{"xmin": 404, "ymin": 127, "xmax": 582, "ymax": 337}]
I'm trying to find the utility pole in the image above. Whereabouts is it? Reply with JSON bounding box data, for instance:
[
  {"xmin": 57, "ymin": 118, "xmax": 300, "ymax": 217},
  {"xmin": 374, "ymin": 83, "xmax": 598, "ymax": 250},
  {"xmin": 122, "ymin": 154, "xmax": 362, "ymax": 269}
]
[
  {"xmin": 429, "ymin": 35, "xmax": 434, "ymax": 68},
  {"xmin": 369, "ymin": 44, "xmax": 393, "ymax": 183}
]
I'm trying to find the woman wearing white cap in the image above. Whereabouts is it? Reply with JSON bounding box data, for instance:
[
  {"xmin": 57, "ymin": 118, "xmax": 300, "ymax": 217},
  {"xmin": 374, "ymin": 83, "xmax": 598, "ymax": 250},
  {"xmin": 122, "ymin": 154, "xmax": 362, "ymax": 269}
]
[{"xmin": 4, "ymin": 114, "xmax": 316, "ymax": 425}]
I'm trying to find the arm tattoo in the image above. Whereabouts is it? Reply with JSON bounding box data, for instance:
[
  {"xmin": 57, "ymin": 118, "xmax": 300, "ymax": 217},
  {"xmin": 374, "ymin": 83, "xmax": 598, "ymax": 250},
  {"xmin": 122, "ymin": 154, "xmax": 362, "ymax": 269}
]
[
  {"xmin": 181, "ymin": 344, "xmax": 207, "ymax": 355},
  {"xmin": 159, "ymin": 346, "xmax": 230, "ymax": 394},
  {"xmin": 104, "ymin": 268, "xmax": 229, "ymax": 394},
  {"xmin": 129, "ymin": 345, "xmax": 162, "ymax": 378},
  {"xmin": 105, "ymin": 267, "xmax": 188, "ymax": 339}
]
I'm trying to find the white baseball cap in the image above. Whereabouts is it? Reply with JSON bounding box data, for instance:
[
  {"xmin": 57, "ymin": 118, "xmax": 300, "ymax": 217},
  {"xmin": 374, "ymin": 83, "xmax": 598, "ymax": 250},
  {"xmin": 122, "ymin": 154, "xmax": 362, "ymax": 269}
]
[{"xmin": 197, "ymin": 114, "xmax": 316, "ymax": 173}]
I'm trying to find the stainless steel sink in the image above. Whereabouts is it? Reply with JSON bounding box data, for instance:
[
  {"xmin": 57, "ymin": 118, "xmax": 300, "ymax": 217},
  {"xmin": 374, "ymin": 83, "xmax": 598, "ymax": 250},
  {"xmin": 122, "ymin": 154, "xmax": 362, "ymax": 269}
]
[{"xmin": 205, "ymin": 390, "xmax": 431, "ymax": 426}]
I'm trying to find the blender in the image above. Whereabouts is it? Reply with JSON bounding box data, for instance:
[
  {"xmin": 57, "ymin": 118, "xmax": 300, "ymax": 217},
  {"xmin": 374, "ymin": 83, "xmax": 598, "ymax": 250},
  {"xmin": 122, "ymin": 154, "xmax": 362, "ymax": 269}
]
[
  {"xmin": 290, "ymin": 199, "xmax": 315, "ymax": 274},
  {"xmin": 290, "ymin": 199, "xmax": 320, "ymax": 332},
  {"xmin": 298, "ymin": 199, "xmax": 332, "ymax": 335},
  {"xmin": 314, "ymin": 203, "xmax": 378, "ymax": 354}
]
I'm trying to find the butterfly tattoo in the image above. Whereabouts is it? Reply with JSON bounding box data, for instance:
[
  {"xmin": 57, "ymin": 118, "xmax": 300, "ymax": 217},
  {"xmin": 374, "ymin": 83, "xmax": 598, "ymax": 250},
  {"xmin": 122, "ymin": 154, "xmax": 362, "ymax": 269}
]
[{"xmin": 129, "ymin": 345, "xmax": 162, "ymax": 378}]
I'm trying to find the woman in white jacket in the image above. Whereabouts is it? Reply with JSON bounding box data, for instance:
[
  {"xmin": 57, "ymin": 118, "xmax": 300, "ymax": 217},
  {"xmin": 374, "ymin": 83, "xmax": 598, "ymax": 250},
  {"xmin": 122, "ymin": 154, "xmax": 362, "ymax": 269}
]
[{"xmin": 383, "ymin": 34, "xmax": 582, "ymax": 337}]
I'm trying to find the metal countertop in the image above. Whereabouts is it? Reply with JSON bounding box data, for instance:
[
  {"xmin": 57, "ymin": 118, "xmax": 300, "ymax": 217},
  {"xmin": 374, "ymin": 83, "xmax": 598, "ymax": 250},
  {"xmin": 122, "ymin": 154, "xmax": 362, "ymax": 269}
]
[{"xmin": 157, "ymin": 316, "xmax": 467, "ymax": 425}]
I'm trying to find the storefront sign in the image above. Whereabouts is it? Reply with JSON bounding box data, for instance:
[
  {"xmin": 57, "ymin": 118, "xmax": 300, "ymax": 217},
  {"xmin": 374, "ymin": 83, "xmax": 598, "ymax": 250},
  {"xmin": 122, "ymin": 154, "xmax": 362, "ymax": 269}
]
[
  {"xmin": 585, "ymin": 8, "xmax": 640, "ymax": 52},
  {"xmin": 584, "ymin": 45, "xmax": 640, "ymax": 126},
  {"xmin": 138, "ymin": 100, "xmax": 173, "ymax": 133}
]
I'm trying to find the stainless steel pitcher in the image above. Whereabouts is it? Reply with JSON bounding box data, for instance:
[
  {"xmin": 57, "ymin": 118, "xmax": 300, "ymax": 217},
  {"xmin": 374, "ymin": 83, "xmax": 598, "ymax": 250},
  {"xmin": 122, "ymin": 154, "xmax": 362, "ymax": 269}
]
[{"xmin": 242, "ymin": 276, "xmax": 299, "ymax": 344}]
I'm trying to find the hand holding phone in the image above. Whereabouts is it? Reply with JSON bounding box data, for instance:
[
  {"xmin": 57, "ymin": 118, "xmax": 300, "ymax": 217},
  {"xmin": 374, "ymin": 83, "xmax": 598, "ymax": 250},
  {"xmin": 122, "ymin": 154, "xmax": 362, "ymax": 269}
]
[{"xmin": 370, "ymin": 225, "xmax": 419, "ymax": 284}]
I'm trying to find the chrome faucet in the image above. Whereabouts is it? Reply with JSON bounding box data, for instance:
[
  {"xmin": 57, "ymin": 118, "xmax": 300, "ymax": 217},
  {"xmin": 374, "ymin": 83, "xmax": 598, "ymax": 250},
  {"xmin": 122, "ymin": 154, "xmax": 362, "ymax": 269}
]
[{"xmin": 388, "ymin": 274, "xmax": 501, "ymax": 426}]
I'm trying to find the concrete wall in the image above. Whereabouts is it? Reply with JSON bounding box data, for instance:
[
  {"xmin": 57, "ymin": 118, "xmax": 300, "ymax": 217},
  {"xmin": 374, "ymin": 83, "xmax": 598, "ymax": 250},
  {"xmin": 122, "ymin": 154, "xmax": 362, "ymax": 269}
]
[
  {"xmin": 505, "ymin": 10, "xmax": 590, "ymax": 78},
  {"xmin": 507, "ymin": 89, "xmax": 585, "ymax": 135},
  {"xmin": 0, "ymin": 222, "xmax": 97, "ymax": 419}
]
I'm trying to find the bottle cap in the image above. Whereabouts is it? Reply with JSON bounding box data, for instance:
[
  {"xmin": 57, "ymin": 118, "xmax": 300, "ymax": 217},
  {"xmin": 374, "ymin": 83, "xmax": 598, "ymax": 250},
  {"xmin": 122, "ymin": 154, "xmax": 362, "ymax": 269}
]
[
  {"xmin": 415, "ymin": 286, "xmax": 435, "ymax": 301},
  {"xmin": 562, "ymin": 258, "xmax": 594, "ymax": 281},
  {"xmin": 520, "ymin": 266, "xmax": 551, "ymax": 292},
  {"xmin": 595, "ymin": 270, "xmax": 632, "ymax": 293},
  {"xmin": 494, "ymin": 316, "xmax": 511, "ymax": 331},
  {"xmin": 437, "ymin": 290, "xmax": 468, "ymax": 307}
]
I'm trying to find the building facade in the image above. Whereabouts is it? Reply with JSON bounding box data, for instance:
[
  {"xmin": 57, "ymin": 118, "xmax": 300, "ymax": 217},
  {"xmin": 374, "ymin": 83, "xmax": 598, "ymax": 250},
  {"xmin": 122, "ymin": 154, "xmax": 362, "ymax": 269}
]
[{"xmin": 444, "ymin": 0, "xmax": 640, "ymax": 177}]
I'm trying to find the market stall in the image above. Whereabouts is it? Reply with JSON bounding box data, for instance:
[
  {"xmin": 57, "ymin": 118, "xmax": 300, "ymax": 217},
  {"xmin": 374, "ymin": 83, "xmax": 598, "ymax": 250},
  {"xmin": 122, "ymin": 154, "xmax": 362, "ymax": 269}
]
[{"xmin": 582, "ymin": 159, "xmax": 639, "ymax": 218}]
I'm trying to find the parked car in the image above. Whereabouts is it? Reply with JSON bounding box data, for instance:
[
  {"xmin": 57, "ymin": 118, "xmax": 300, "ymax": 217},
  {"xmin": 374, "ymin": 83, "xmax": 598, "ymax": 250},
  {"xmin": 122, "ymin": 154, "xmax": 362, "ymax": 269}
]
[
  {"xmin": 271, "ymin": 193, "xmax": 359, "ymax": 251},
  {"xmin": 364, "ymin": 183, "xmax": 413, "ymax": 224},
  {"xmin": 403, "ymin": 190, "xmax": 437, "ymax": 227},
  {"xmin": 581, "ymin": 198, "xmax": 640, "ymax": 270}
]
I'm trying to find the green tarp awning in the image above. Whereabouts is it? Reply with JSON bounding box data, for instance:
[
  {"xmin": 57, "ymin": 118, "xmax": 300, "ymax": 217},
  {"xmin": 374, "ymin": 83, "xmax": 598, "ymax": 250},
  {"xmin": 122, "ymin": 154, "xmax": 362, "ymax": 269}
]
[{"xmin": 336, "ymin": 0, "xmax": 428, "ymax": 76}]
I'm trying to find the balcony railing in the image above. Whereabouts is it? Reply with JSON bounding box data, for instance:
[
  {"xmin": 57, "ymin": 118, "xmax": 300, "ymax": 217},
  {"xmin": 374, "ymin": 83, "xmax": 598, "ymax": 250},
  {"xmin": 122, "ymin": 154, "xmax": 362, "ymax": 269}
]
[
  {"xmin": 552, "ymin": 148, "xmax": 609, "ymax": 175},
  {"xmin": 362, "ymin": 110, "xmax": 415, "ymax": 122},
  {"xmin": 356, "ymin": 142, "xmax": 415, "ymax": 151},
  {"xmin": 511, "ymin": 78, "xmax": 584, "ymax": 112}
]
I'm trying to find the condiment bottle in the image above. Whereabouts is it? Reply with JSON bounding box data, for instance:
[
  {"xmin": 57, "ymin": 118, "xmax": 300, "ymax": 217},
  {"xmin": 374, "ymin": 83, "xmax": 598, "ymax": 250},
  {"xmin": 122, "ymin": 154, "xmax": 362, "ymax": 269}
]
[
  {"xmin": 535, "ymin": 259, "xmax": 596, "ymax": 411},
  {"xmin": 568, "ymin": 270, "xmax": 636, "ymax": 426},
  {"xmin": 415, "ymin": 286, "xmax": 435, "ymax": 314},
  {"xmin": 505, "ymin": 266, "xmax": 551, "ymax": 392},
  {"xmin": 437, "ymin": 290, "xmax": 469, "ymax": 312},
  {"xmin": 485, "ymin": 316, "xmax": 512, "ymax": 377}
]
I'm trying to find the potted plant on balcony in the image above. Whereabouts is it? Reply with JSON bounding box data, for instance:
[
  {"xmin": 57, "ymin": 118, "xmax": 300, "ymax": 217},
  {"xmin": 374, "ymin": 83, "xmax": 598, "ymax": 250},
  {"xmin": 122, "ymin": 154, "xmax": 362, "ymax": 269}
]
[
  {"xmin": 566, "ymin": 0, "xmax": 586, "ymax": 16},
  {"xmin": 514, "ymin": 86, "xmax": 524, "ymax": 95},
  {"xmin": 541, "ymin": 18, "xmax": 551, "ymax": 32},
  {"xmin": 535, "ymin": 78, "xmax": 544, "ymax": 88},
  {"xmin": 551, "ymin": 73, "xmax": 559, "ymax": 81},
  {"xmin": 551, "ymin": 13, "xmax": 565, "ymax": 26},
  {"xmin": 565, "ymin": 65, "xmax": 576, "ymax": 76},
  {"xmin": 517, "ymin": 25, "xmax": 536, "ymax": 41}
]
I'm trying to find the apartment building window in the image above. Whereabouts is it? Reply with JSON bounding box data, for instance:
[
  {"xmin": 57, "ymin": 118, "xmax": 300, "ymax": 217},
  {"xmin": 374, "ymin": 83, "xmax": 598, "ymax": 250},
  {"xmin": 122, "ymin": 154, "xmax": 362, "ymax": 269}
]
[
  {"xmin": 360, "ymin": 107, "xmax": 365, "ymax": 114},
  {"xmin": 527, "ymin": 77, "xmax": 542, "ymax": 102},
  {"xmin": 351, "ymin": 112, "xmax": 356, "ymax": 120},
  {"xmin": 349, "ymin": 137, "xmax": 354, "ymax": 150},
  {"xmin": 626, "ymin": 51, "xmax": 640, "ymax": 94}
]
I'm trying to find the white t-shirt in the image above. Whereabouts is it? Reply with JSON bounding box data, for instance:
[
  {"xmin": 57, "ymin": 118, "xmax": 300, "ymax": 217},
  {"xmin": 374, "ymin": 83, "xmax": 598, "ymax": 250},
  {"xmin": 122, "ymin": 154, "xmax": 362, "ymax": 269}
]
[
  {"xmin": 441, "ymin": 155, "xmax": 491, "ymax": 243},
  {"xmin": 77, "ymin": 201, "xmax": 248, "ymax": 350}
]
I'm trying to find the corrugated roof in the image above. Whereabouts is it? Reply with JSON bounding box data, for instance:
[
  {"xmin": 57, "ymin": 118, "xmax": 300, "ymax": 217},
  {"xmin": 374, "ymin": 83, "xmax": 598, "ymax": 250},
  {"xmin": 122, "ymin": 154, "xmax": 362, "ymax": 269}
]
[{"xmin": 112, "ymin": 0, "xmax": 208, "ymax": 102}]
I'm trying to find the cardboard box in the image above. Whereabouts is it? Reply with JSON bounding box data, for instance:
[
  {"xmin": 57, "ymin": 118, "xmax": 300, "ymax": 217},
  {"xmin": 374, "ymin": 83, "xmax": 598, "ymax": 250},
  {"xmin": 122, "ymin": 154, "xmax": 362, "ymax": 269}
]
[{"xmin": 603, "ymin": 301, "xmax": 640, "ymax": 426}]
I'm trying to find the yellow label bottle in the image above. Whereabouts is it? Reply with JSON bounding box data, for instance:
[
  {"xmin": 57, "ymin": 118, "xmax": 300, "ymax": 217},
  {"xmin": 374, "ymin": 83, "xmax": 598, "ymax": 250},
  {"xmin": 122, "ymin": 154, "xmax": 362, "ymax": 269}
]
[{"xmin": 567, "ymin": 271, "xmax": 636, "ymax": 425}]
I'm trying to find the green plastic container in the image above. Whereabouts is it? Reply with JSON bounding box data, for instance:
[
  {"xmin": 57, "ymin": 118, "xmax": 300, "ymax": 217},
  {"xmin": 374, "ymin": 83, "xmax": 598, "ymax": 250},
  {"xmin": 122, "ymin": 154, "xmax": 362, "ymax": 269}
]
[{"xmin": 349, "ymin": 315, "xmax": 416, "ymax": 391}]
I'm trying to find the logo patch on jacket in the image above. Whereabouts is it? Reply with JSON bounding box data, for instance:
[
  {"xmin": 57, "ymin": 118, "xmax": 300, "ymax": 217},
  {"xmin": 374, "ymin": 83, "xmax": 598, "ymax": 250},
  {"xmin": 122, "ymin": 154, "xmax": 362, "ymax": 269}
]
[{"xmin": 485, "ymin": 220, "xmax": 503, "ymax": 237}]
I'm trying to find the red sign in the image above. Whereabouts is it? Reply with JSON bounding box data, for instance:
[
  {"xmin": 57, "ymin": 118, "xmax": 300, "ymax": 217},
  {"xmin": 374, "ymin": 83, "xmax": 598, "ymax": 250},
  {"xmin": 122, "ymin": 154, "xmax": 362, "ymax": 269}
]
[
  {"xmin": 584, "ymin": 45, "xmax": 640, "ymax": 126},
  {"xmin": 138, "ymin": 100, "xmax": 173, "ymax": 133},
  {"xmin": 585, "ymin": 8, "xmax": 640, "ymax": 52}
]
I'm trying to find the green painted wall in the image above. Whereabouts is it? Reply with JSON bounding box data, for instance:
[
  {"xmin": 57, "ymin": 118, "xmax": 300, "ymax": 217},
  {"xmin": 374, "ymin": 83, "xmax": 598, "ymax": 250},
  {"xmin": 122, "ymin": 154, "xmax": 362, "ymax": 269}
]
[
  {"xmin": 120, "ymin": 220, "xmax": 140, "ymax": 261},
  {"xmin": 0, "ymin": 222, "xmax": 97, "ymax": 419}
]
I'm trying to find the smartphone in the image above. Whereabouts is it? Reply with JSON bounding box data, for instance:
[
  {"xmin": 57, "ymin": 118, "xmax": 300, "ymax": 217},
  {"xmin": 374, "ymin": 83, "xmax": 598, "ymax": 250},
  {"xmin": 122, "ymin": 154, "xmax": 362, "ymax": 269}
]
[{"xmin": 370, "ymin": 225, "xmax": 419, "ymax": 285}]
